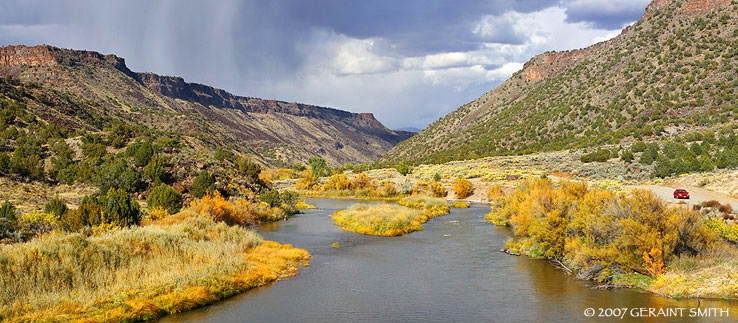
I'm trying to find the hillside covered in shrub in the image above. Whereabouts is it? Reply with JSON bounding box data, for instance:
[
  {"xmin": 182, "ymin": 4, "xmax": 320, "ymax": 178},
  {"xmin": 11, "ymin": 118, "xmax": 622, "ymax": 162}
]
[{"xmin": 383, "ymin": 0, "xmax": 738, "ymax": 165}]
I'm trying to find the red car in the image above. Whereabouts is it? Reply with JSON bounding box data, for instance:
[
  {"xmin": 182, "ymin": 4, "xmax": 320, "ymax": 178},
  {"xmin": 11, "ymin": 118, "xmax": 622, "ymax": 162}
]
[{"xmin": 673, "ymin": 189, "xmax": 690, "ymax": 199}]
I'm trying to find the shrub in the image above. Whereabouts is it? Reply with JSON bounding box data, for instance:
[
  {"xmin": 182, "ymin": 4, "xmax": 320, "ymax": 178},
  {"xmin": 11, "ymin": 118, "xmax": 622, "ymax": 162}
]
[
  {"xmin": 350, "ymin": 173, "xmax": 373, "ymax": 190},
  {"xmin": 620, "ymin": 150, "xmax": 634, "ymax": 163},
  {"xmin": 60, "ymin": 202, "xmax": 106, "ymax": 232},
  {"xmin": 134, "ymin": 141, "xmax": 154, "ymax": 167},
  {"xmin": 147, "ymin": 183, "xmax": 183, "ymax": 214},
  {"xmin": 144, "ymin": 156, "xmax": 167, "ymax": 184},
  {"xmin": 101, "ymin": 188, "xmax": 141, "ymax": 227},
  {"xmin": 631, "ymin": 141, "xmax": 647, "ymax": 153},
  {"xmin": 0, "ymin": 152, "xmax": 9, "ymax": 174},
  {"xmin": 279, "ymin": 190, "xmax": 299, "ymax": 207},
  {"xmin": 309, "ymin": 157, "xmax": 328, "ymax": 177},
  {"xmin": 237, "ymin": 157, "xmax": 262, "ymax": 180},
  {"xmin": 433, "ymin": 173, "xmax": 442, "ymax": 181},
  {"xmin": 44, "ymin": 197, "xmax": 69, "ymax": 219},
  {"xmin": 0, "ymin": 201, "xmax": 16, "ymax": 222},
  {"xmin": 489, "ymin": 179, "xmax": 718, "ymax": 276},
  {"xmin": 453, "ymin": 177, "xmax": 473, "ymax": 199},
  {"xmin": 323, "ymin": 173, "xmax": 351, "ymax": 191},
  {"xmin": 430, "ymin": 180, "xmax": 447, "ymax": 198},
  {"xmin": 486, "ymin": 186, "xmax": 504, "ymax": 201},
  {"xmin": 395, "ymin": 161, "xmax": 412, "ymax": 176},
  {"xmin": 295, "ymin": 169, "xmax": 317, "ymax": 190},
  {"xmin": 191, "ymin": 170, "xmax": 215, "ymax": 198},
  {"xmin": 190, "ymin": 191, "xmax": 252, "ymax": 226},
  {"xmin": 580, "ymin": 149, "xmax": 610, "ymax": 163},
  {"xmin": 259, "ymin": 189, "xmax": 281, "ymax": 207},
  {"xmin": 20, "ymin": 211, "xmax": 58, "ymax": 233}
]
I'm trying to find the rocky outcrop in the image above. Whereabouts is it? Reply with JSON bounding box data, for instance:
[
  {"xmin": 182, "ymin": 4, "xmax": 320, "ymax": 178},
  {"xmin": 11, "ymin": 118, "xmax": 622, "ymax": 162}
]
[
  {"xmin": 0, "ymin": 45, "xmax": 57, "ymax": 67},
  {"xmin": 681, "ymin": 0, "xmax": 731, "ymax": 12},
  {"xmin": 643, "ymin": 0, "xmax": 673, "ymax": 19},
  {"xmin": 643, "ymin": 0, "xmax": 731, "ymax": 19},
  {"xmin": 520, "ymin": 50, "xmax": 587, "ymax": 82}
]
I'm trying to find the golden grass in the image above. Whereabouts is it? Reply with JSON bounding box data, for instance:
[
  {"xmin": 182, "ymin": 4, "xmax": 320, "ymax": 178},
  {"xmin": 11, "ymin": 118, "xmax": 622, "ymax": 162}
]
[
  {"xmin": 450, "ymin": 201, "xmax": 470, "ymax": 208},
  {"xmin": 295, "ymin": 199, "xmax": 316, "ymax": 209},
  {"xmin": 331, "ymin": 204, "xmax": 423, "ymax": 236},
  {"xmin": 331, "ymin": 198, "xmax": 452, "ymax": 237},
  {"xmin": 648, "ymin": 247, "xmax": 738, "ymax": 299},
  {"xmin": 0, "ymin": 211, "xmax": 310, "ymax": 322}
]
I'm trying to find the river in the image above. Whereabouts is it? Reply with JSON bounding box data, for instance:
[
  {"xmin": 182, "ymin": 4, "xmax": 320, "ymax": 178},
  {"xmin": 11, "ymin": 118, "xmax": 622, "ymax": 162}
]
[{"xmin": 163, "ymin": 198, "xmax": 738, "ymax": 322}]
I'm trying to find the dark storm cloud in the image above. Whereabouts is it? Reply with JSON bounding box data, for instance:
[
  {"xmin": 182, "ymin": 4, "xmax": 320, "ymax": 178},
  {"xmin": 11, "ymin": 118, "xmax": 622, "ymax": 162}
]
[
  {"xmin": 284, "ymin": 0, "xmax": 558, "ymax": 56},
  {"xmin": 0, "ymin": 0, "xmax": 651, "ymax": 129},
  {"xmin": 561, "ymin": 0, "xmax": 651, "ymax": 29}
]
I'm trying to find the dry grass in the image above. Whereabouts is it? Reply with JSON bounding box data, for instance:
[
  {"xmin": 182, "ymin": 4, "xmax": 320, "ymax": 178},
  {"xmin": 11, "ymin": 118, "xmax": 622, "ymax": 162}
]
[
  {"xmin": 649, "ymin": 247, "xmax": 738, "ymax": 299},
  {"xmin": 451, "ymin": 201, "xmax": 470, "ymax": 208},
  {"xmin": 331, "ymin": 204, "xmax": 423, "ymax": 236},
  {"xmin": 0, "ymin": 211, "xmax": 310, "ymax": 322}
]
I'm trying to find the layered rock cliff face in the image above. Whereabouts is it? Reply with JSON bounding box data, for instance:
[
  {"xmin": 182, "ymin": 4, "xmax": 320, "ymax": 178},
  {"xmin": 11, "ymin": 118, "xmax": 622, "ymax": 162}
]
[
  {"xmin": 0, "ymin": 45, "xmax": 412, "ymax": 166},
  {"xmin": 383, "ymin": 0, "xmax": 738, "ymax": 164}
]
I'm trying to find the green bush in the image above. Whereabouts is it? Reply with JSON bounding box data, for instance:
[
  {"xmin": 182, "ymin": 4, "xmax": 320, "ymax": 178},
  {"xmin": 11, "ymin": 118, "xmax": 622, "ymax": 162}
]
[
  {"xmin": 0, "ymin": 201, "xmax": 16, "ymax": 222},
  {"xmin": 0, "ymin": 152, "xmax": 9, "ymax": 174},
  {"xmin": 59, "ymin": 196, "xmax": 105, "ymax": 231},
  {"xmin": 631, "ymin": 141, "xmax": 647, "ymax": 153},
  {"xmin": 621, "ymin": 150, "xmax": 634, "ymax": 163},
  {"xmin": 191, "ymin": 170, "xmax": 215, "ymax": 198},
  {"xmin": 147, "ymin": 183, "xmax": 182, "ymax": 214},
  {"xmin": 580, "ymin": 149, "xmax": 610, "ymax": 163},
  {"xmin": 279, "ymin": 190, "xmax": 299, "ymax": 207},
  {"xmin": 134, "ymin": 141, "xmax": 153, "ymax": 167},
  {"xmin": 96, "ymin": 159, "xmax": 143, "ymax": 193},
  {"xmin": 144, "ymin": 156, "xmax": 167, "ymax": 184},
  {"xmin": 259, "ymin": 189, "xmax": 281, "ymax": 207},
  {"xmin": 44, "ymin": 197, "xmax": 69, "ymax": 219},
  {"xmin": 100, "ymin": 188, "xmax": 141, "ymax": 227},
  {"xmin": 395, "ymin": 161, "xmax": 412, "ymax": 175},
  {"xmin": 309, "ymin": 157, "xmax": 328, "ymax": 177},
  {"xmin": 237, "ymin": 157, "xmax": 262, "ymax": 180}
]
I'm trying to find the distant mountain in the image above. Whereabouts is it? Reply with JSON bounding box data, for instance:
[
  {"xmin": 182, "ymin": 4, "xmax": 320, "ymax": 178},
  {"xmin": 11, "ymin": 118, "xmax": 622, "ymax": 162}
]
[
  {"xmin": 0, "ymin": 45, "xmax": 413, "ymax": 167},
  {"xmin": 395, "ymin": 127, "xmax": 422, "ymax": 132},
  {"xmin": 382, "ymin": 0, "xmax": 738, "ymax": 165}
]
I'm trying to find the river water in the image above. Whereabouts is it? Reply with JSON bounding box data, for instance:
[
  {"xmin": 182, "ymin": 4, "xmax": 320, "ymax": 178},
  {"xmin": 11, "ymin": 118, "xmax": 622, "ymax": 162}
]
[{"xmin": 163, "ymin": 198, "xmax": 738, "ymax": 322}]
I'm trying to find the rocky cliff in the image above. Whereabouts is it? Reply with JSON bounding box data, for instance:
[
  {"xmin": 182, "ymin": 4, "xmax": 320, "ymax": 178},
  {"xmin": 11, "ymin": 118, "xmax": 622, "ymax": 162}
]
[{"xmin": 0, "ymin": 45, "xmax": 412, "ymax": 166}]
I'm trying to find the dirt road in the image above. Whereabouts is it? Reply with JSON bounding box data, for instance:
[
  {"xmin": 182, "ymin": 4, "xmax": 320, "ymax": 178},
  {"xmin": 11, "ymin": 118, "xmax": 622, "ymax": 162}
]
[{"xmin": 631, "ymin": 184, "xmax": 738, "ymax": 211}]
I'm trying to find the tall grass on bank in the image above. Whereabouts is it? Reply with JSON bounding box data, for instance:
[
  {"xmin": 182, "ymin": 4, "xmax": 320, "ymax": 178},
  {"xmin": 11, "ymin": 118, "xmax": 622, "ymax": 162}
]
[
  {"xmin": 332, "ymin": 204, "xmax": 422, "ymax": 236},
  {"xmin": 332, "ymin": 197, "xmax": 452, "ymax": 237},
  {"xmin": 0, "ymin": 211, "xmax": 310, "ymax": 322},
  {"xmin": 398, "ymin": 196, "xmax": 451, "ymax": 221}
]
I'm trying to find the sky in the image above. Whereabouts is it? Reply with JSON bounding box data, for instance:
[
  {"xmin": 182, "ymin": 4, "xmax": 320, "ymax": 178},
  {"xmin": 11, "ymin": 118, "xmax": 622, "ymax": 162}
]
[{"xmin": 0, "ymin": 0, "xmax": 650, "ymax": 130}]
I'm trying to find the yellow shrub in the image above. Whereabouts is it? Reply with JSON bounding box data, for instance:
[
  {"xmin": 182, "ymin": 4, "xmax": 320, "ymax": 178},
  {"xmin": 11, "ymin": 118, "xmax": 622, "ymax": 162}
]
[
  {"xmin": 295, "ymin": 170, "xmax": 317, "ymax": 190},
  {"xmin": 147, "ymin": 206, "xmax": 170, "ymax": 221},
  {"xmin": 451, "ymin": 201, "xmax": 470, "ymax": 208},
  {"xmin": 350, "ymin": 173, "xmax": 373, "ymax": 190},
  {"xmin": 295, "ymin": 199, "xmax": 316, "ymax": 209},
  {"xmin": 190, "ymin": 191, "xmax": 253, "ymax": 226},
  {"xmin": 20, "ymin": 211, "xmax": 59, "ymax": 227},
  {"xmin": 453, "ymin": 177, "xmax": 473, "ymax": 199},
  {"xmin": 486, "ymin": 185, "xmax": 503, "ymax": 201},
  {"xmin": 322, "ymin": 173, "xmax": 352, "ymax": 191},
  {"xmin": 489, "ymin": 179, "xmax": 719, "ymax": 276},
  {"xmin": 429, "ymin": 180, "xmax": 447, "ymax": 198}
]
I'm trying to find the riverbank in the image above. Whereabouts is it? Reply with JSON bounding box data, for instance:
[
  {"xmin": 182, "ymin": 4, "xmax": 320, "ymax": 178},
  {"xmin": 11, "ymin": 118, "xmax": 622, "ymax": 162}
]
[
  {"xmin": 0, "ymin": 200, "xmax": 311, "ymax": 322},
  {"xmin": 487, "ymin": 178, "xmax": 738, "ymax": 300}
]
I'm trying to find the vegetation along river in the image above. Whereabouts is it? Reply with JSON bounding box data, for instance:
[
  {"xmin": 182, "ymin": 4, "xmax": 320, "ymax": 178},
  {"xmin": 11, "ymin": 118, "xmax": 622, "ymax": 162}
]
[{"xmin": 163, "ymin": 198, "xmax": 738, "ymax": 322}]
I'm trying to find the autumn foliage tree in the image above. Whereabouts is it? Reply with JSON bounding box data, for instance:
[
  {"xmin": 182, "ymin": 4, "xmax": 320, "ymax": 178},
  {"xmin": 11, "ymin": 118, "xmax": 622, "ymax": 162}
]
[{"xmin": 452, "ymin": 177, "xmax": 473, "ymax": 199}]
